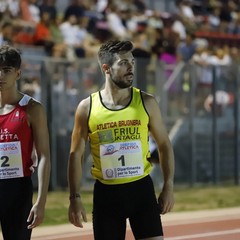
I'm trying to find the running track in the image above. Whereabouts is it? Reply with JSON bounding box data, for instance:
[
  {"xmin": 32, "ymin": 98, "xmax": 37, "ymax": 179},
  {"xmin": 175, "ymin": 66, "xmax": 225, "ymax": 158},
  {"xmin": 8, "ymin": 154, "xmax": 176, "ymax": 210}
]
[{"xmin": 31, "ymin": 207, "xmax": 240, "ymax": 240}]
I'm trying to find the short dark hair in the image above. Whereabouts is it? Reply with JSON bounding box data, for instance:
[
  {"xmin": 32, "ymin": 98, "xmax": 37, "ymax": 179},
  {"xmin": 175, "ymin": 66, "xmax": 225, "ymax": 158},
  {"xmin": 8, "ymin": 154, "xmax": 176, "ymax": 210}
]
[
  {"xmin": 98, "ymin": 40, "xmax": 133, "ymax": 67},
  {"xmin": 0, "ymin": 45, "xmax": 21, "ymax": 69}
]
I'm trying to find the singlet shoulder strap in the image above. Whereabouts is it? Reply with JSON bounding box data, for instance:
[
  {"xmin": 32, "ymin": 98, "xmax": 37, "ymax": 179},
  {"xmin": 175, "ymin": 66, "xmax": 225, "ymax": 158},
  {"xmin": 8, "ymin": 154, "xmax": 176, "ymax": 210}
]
[{"xmin": 18, "ymin": 94, "xmax": 32, "ymax": 106}]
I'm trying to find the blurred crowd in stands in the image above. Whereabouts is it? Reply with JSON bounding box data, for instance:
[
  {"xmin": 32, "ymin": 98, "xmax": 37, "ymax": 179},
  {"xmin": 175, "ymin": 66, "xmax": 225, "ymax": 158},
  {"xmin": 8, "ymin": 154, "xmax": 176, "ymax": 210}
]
[
  {"xmin": 0, "ymin": 0, "xmax": 238, "ymax": 115},
  {"xmin": 0, "ymin": 0, "xmax": 239, "ymax": 62}
]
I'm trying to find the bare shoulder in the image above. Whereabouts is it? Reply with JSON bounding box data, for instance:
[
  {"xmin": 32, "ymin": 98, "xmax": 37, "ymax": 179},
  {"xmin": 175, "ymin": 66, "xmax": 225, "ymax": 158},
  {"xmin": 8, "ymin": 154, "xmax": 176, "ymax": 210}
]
[
  {"xmin": 76, "ymin": 96, "xmax": 90, "ymax": 116},
  {"xmin": 78, "ymin": 96, "xmax": 90, "ymax": 109},
  {"xmin": 25, "ymin": 98, "xmax": 47, "ymax": 126},
  {"xmin": 73, "ymin": 97, "xmax": 91, "ymax": 133},
  {"xmin": 27, "ymin": 98, "xmax": 45, "ymax": 114},
  {"xmin": 141, "ymin": 90, "xmax": 159, "ymax": 109},
  {"xmin": 140, "ymin": 90, "xmax": 163, "ymax": 123}
]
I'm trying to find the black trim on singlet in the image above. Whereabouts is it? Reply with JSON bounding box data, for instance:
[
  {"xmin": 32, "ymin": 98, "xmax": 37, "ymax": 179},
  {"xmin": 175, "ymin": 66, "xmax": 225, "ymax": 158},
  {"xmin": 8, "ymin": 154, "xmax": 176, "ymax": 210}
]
[
  {"xmin": 88, "ymin": 96, "xmax": 92, "ymax": 133},
  {"xmin": 98, "ymin": 87, "xmax": 133, "ymax": 111},
  {"xmin": 140, "ymin": 90, "xmax": 150, "ymax": 118}
]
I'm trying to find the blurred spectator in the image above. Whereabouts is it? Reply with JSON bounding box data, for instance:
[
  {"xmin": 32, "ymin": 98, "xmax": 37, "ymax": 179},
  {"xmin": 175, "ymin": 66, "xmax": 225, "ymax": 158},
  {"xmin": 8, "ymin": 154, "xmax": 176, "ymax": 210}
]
[
  {"xmin": 60, "ymin": 14, "xmax": 100, "ymax": 59},
  {"xmin": 208, "ymin": 46, "xmax": 232, "ymax": 66},
  {"xmin": 33, "ymin": 11, "xmax": 53, "ymax": 48},
  {"xmin": 49, "ymin": 15, "xmax": 64, "ymax": 45},
  {"xmin": 218, "ymin": 1, "xmax": 235, "ymax": 32},
  {"xmin": 191, "ymin": 0, "xmax": 208, "ymax": 15},
  {"xmin": 77, "ymin": 15, "xmax": 101, "ymax": 58},
  {"xmin": 177, "ymin": 31, "xmax": 196, "ymax": 63},
  {"xmin": 63, "ymin": 0, "xmax": 86, "ymax": 21},
  {"xmin": 152, "ymin": 25, "xmax": 179, "ymax": 64},
  {"xmin": 105, "ymin": 2, "xmax": 131, "ymax": 40},
  {"xmin": 228, "ymin": 10, "xmax": 240, "ymax": 34},
  {"xmin": 177, "ymin": 0, "xmax": 197, "ymax": 31},
  {"xmin": 204, "ymin": 90, "xmax": 234, "ymax": 116},
  {"xmin": 219, "ymin": 1, "xmax": 232, "ymax": 22},
  {"xmin": 155, "ymin": 25, "xmax": 180, "ymax": 114},
  {"xmin": 158, "ymin": 26, "xmax": 179, "ymax": 82},
  {"xmin": 208, "ymin": 6, "xmax": 221, "ymax": 31},
  {"xmin": 60, "ymin": 14, "xmax": 86, "ymax": 59},
  {"xmin": 113, "ymin": 0, "xmax": 135, "ymax": 13},
  {"xmin": 95, "ymin": 0, "xmax": 108, "ymax": 13},
  {"xmin": 0, "ymin": 0, "xmax": 20, "ymax": 21},
  {"xmin": 176, "ymin": 31, "xmax": 197, "ymax": 113},
  {"xmin": 132, "ymin": 32, "xmax": 151, "ymax": 91},
  {"xmin": 209, "ymin": 46, "xmax": 232, "ymax": 91},
  {"xmin": 191, "ymin": 45, "xmax": 231, "ymax": 108},
  {"xmin": 147, "ymin": 12, "xmax": 163, "ymax": 34},
  {"xmin": 19, "ymin": 0, "xmax": 40, "ymax": 25},
  {"xmin": 229, "ymin": 46, "xmax": 240, "ymax": 64},
  {"xmin": 171, "ymin": 14, "xmax": 187, "ymax": 40},
  {"xmin": 191, "ymin": 40, "xmax": 213, "ymax": 112},
  {"xmin": 0, "ymin": 21, "xmax": 14, "ymax": 45},
  {"xmin": 38, "ymin": 0, "xmax": 57, "ymax": 22},
  {"xmin": 93, "ymin": 18, "xmax": 112, "ymax": 43},
  {"xmin": 133, "ymin": 0, "xmax": 147, "ymax": 13},
  {"xmin": 33, "ymin": 11, "xmax": 66, "ymax": 57},
  {"xmin": 179, "ymin": 0, "xmax": 195, "ymax": 21}
]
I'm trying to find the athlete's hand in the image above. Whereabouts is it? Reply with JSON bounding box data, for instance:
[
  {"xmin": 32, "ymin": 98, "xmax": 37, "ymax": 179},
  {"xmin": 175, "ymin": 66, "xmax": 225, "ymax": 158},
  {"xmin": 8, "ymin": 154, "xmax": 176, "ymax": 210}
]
[
  {"xmin": 27, "ymin": 203, "xmax": 45, "ymax": 229},
  {"xmin": 68, "ymin": 198, "xmax": 87, "ymax": 228},
  {"xmin": 158, "ymin": 183, "xmax": 174, "ymax": 215}
]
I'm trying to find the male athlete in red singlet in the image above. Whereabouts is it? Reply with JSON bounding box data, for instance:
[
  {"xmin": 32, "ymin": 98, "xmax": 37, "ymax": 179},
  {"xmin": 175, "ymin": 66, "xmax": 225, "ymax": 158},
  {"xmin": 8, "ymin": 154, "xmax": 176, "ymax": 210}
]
[{"xmin": 0, "ymin": 45, "xmax": 51, "ymax": 240}]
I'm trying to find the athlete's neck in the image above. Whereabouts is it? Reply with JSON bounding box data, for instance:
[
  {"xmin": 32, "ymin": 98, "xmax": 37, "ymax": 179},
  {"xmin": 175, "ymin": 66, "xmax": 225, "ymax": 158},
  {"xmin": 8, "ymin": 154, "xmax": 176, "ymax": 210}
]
[
  {"xmin": 100, "ymin": 87, "xmax": 132, "ymax": 109},
  {"xmin": 0, "ymin": 90, "xmax": 22, "ymax": 108}
]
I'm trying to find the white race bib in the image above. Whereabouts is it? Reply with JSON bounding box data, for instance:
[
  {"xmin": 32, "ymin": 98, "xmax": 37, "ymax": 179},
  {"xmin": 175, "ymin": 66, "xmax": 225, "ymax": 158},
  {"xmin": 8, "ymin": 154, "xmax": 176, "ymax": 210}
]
[
  {"xmin": 100, "ymin": 140, "xmax": 144, "ymax": 180},
  {"xmin": 0, "ymin": 141, "xmax": 24, "ymax": 179}
]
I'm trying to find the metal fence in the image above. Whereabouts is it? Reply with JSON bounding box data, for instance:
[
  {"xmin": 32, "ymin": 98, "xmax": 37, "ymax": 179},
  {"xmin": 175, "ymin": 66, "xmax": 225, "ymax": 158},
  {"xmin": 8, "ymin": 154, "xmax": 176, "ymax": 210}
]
[{"xmin": 19, "ymin": 56, "xmax": 240, "ymax": 189}]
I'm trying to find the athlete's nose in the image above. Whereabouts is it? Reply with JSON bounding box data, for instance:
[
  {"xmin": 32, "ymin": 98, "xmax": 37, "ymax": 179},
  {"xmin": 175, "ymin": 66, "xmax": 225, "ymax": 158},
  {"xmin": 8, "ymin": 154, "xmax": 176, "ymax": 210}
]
[{"xmin": 127, "ymin": 62, "xmax": 134, "ymax": 71}]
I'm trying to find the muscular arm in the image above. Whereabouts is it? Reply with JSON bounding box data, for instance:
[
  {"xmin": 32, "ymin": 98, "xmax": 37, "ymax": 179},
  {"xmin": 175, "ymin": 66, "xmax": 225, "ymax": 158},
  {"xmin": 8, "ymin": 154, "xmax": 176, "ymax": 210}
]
[
  {"xmin": 67, "ymin": 97, "xmax": 90, "ymax": 228},
  {"xmin": 142, "ymin": 92, "xmax": 175, "ymax": 214},
  {"xmin": 27, "ymin": 100, "xmax": 51, "ymax": 229}
]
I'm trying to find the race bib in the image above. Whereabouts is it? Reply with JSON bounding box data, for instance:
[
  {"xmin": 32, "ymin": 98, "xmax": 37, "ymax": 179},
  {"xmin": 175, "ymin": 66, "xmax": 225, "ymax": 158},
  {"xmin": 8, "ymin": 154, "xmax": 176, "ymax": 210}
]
[
  {"xmin": 100, "ymin": 140, "xmax": 144, "ymax": 180},
  {"xmin": 0, "ymin": 141, "xmax": 24, "ymax": 179}
]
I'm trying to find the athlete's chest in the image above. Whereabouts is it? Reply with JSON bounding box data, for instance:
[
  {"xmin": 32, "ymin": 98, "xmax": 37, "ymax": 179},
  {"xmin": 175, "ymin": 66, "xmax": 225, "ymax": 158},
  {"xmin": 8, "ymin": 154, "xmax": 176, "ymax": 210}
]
[{"xmin": 0, "ymin": 107, "xmax": 29, "ymax": 142}]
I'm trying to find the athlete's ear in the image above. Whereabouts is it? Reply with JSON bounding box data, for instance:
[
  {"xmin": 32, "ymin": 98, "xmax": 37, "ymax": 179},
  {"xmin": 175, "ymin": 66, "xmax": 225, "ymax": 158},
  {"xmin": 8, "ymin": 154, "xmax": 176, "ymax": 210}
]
[
  {"xmin": 16, "ymin": 69, "xmax": 21, "ymax": 81},
  {"xmin": 102, "ymin": 64, "xmax": 110, "ymax": 74}
]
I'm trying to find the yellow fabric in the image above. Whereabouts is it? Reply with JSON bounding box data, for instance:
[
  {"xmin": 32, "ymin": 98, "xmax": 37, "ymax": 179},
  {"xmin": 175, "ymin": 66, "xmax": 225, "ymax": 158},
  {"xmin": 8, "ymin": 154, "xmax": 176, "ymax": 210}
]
[{"xmin": 88, "ymin": 87, "xmax": 152, "ymax": 184}]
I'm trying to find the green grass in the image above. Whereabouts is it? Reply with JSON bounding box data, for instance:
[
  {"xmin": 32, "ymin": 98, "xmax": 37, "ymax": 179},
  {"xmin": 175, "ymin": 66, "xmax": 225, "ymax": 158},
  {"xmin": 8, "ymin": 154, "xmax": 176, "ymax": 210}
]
[
  {"xmin": 36, "ymin": 185, "xmax": 240, "ymax": 226},
  {"xmin": 35, "ymin": 190, "xmax": 94, "ymax": 226},
  {"xmin": 173, "ymin": 185, "xmax": 240, "ymax": 211}
]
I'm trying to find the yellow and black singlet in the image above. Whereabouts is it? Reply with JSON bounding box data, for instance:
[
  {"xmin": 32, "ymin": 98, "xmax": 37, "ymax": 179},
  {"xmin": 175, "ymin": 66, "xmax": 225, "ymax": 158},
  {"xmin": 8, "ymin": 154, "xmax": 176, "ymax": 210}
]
[{"xmin": 88, "ymin": 87, "xmax": 152, "ymax": 184}]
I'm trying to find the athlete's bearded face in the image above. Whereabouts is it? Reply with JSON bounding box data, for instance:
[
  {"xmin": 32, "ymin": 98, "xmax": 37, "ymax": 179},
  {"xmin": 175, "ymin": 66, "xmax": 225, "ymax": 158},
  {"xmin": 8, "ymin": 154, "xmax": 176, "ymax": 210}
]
[{"xmin": 109, "ymin": 52, "xmax": 135, "ymax": 89}]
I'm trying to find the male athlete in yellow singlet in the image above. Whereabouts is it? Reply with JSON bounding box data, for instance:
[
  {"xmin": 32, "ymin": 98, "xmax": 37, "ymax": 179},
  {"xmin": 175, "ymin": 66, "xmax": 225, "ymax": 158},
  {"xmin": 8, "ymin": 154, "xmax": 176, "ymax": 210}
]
[{"xmin": 67, "ymin": 40, "xmax": 175, "ymax": 240}]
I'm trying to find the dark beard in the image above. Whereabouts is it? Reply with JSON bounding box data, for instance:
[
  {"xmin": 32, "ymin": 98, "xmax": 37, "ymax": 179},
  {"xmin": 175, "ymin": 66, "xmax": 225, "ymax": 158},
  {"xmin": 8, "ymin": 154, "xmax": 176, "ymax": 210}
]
[{"xmin": 110, "ymin": 75, "xmax": 132, "ymax": 89}]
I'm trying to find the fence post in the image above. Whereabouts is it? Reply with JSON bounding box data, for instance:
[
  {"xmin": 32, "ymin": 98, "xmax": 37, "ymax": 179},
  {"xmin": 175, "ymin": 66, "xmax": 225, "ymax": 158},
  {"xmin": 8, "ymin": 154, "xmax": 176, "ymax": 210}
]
[
  {"xmin": 188, "ymin": 63, "xmax": 196, "ymax": 186},
  {"xmin": 234, "ymin": 65, "xmax": 240, "ymax": 185},
  {"xmin": 43, "ymin": 59, "xmax": 57, "ymax": 190},
  {"xmin": 211, "ymin": 65, "xmax": 220, "ymax": 184}
]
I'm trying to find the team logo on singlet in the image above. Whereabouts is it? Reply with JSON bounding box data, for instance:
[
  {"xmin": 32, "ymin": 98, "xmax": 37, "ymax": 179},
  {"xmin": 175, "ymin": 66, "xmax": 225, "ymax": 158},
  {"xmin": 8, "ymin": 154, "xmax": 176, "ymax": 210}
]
[
  {"xmin": 103, "ymin": 145, "xmax": 118, "ymax": 155},
  {"xmin": 98, "ymin": 130, "xmax": 114, "ymax": 143},
  {"xmin": 105, "ymin": 169, "xmax": 114, "ymax": 178},
  {"xmin": 11, "ymin": 111, "xmax": 24, "ymax": 122}
]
